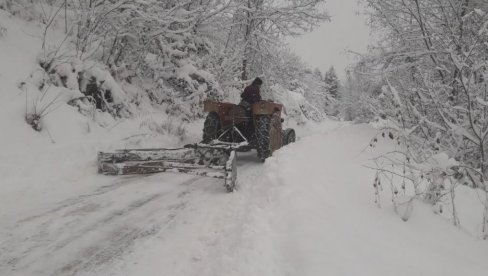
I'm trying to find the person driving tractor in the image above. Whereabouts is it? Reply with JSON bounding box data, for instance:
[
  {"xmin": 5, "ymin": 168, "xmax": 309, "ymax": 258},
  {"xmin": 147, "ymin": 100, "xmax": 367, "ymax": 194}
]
[
  {"xmin": 238, "ymin": 77, "xmax": 263, "ymax": 141},
  {"xmin": 240, "ymin": 77, "xmax": 263, "ymax": 107}
]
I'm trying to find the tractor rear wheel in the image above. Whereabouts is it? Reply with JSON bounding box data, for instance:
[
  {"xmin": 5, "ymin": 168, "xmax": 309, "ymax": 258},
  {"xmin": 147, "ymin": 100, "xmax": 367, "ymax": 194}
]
[
  {"xmin": 202, "ymin": 112, "xmax": 220, "ymax": 143},
  {"xmin": 255, "ymin": 115, "xmax": 271, "ymax": 161},
  {"xmin": 255, "ymin": 113, "xmax": 282, "ymax": 161}
]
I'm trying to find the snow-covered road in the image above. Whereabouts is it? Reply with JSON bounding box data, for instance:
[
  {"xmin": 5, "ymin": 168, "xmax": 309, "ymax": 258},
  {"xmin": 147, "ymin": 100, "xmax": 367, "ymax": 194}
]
[
  {"xmin": 0, "ymin": 160, "xmax": 259, "ymax": 275},
  {"xmin": 0, "ymin": 137, "xmax": 272, "ymax": 275},
  {"xmin": 2, "ymin": 122, "xmax": 488, "ymax": 276}
]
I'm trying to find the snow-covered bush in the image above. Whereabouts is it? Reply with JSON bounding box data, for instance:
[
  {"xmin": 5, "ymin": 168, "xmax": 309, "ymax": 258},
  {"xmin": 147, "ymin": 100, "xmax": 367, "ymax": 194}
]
[
  {"xmin": 67, "ymin": 96, "xmax": 96, "ymax": 118},
  {"xmin": 36, "ymin": 55, "xmax": 135, "ymax": 119},
  {"xmin": 369, "ymin": 125, "xmax": 477, "ymax": 233},
  {"xmin": 138, "ymin": 115, "xmax": 188, "ymax": 142},
  {"xmin": 21, "ymin": 80, "xmax": 83, "ymax": 131},
  {"xmin": 270, "ymin": 84, "xmax": 326, "ymax": 125},
  {"xmin": 359, "ymin": 0, "xmax": 488, "ymax": 238},
  {"xmin": 80, "ymin": 66, "xmax": 133, "ymax": 118}
]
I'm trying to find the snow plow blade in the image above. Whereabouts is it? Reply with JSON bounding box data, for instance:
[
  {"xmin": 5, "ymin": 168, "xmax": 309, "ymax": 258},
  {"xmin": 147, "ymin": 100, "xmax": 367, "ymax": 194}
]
[{"xmin": 97, "ymin": 143, "xmax": 240, "ymax": 192}]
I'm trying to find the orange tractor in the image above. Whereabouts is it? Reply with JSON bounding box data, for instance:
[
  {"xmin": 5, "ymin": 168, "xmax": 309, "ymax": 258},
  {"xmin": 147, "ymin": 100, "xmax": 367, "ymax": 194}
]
[
  {"xmin": 202, "ymin": 100, "xmax": 296, "ymax": 160},
  {"xmin": 97, "ymin": 100, "xmax": 295, "ymax": 192}
]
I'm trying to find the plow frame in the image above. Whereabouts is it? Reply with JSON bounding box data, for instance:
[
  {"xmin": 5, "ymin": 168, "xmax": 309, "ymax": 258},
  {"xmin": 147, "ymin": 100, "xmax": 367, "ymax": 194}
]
[{"xmin": 97, "ymin": 142, "xmax": 246, "ymax": 192}]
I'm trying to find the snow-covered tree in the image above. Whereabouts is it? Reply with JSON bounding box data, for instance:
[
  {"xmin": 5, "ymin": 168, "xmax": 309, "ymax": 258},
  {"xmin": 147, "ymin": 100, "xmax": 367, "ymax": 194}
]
[
  {"xmin": 313, "ymin": 68, "xmax": 323, "ymax": 81},
  {"xmin": 324, "ymin": 66, "xmax": 339, "ymax": 98},
  {"xmin": 339, "ymin": 65, "xmax": 380, "ymax": 122},
  {"xmin": 2, "ymin": 0, "xmax": 332, "ymax": 123},
  {"xmin": 359, "ymin": 0, "xmax": 488, "ymax": 238},
  {"xmin": 219, "ymin": 0, "xmax": 329, "ymax": 83}
]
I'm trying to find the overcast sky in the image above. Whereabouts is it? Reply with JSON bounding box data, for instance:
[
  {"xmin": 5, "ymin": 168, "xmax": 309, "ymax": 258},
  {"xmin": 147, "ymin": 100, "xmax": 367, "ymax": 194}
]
[{"xmin": 288, "ymin": 0, "xmax": 371, "ymax": 80}]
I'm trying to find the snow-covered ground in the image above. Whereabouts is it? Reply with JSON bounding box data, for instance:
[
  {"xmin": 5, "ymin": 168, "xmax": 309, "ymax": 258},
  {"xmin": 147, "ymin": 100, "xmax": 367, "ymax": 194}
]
[
  {"xmin": 2, "ymin": 7, "xmax": 488, "ymax": 276},
  {"xmin": 2, "ymin": 120, "xmax": 488, "ymax": 276}
]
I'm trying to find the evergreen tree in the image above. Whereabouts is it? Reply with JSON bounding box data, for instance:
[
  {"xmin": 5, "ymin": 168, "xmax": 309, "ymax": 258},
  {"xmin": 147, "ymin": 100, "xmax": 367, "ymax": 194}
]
[
  {"xmin": 313, "ymin": 68, "xmax": 323, "ymax": 81},
  {"xmin": 324, "ymin": 66, "xmax": 339, "ymax": 98}
]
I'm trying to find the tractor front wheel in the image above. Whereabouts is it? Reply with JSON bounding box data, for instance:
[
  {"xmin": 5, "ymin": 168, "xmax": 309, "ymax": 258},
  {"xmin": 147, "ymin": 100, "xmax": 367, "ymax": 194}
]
[{"xmin": 282, "ymin": 128, "xmax": 296, "ymax": 145}]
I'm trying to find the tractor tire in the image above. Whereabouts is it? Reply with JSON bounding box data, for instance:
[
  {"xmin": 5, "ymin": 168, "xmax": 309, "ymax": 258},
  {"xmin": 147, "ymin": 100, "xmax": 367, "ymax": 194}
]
[
  {"xmin": 255, "ymin": 115, "xmax": 271, "ymax": 161},
  {"xmin": 282, "ymin": 128, "xmax": 296, "ymax": 145},
  {"xmin": 202, "ymin": 112, "xmax": 220, "ymax": 143}
]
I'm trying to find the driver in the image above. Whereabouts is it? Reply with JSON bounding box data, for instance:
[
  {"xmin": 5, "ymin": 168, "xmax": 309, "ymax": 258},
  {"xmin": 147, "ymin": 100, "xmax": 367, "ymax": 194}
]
[
  {"xmin": 238, "ymin": 77, "xmax": 263, "ymax": 139},
  {"xmin": 240, "ymin": 77, "xmax": 263, "ymax": 107}
]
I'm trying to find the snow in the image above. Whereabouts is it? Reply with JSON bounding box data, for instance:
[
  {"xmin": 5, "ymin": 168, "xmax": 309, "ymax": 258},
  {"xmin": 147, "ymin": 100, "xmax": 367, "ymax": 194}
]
[
  {"xmin": 3, "ymin": 115, "xmax": 488, "ymax": 275},
  {"xmin": 429, "ymin": 152, "xmax": 459, "ymax": 170},
  {"xmin": 0, "ymin": 8, "xmax": 199, "ymax": 230},
  {"xmin": 2, "ymin": 6, "xmax": 488, "ymax": 276}
]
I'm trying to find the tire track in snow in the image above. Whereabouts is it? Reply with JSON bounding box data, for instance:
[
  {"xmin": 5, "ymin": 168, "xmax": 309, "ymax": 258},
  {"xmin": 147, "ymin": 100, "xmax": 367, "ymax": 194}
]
[
  {"xmin": 0, "ymin": 175, "xmax": 202, "ymax": 276},
  {"xmin": 55, "ymin": 196, "xmax": 189, "ymax": 276},
  {"xmin": 16, "ymin": 175, "xmax": 151, "ymax": 224},
  {"xmin": 1, "ymin": 150, "xmax": 273, "ymax": 276}
]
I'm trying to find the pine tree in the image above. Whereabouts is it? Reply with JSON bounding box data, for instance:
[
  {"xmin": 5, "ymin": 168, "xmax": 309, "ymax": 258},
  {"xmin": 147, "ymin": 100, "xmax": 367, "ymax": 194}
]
[
  {"xmin": 324, "ymin": 66, "xmax": 339, "ymax": 98},
  {"xmin": 313, "ymin": 68, "xmax": 323, "ymax": 81}
]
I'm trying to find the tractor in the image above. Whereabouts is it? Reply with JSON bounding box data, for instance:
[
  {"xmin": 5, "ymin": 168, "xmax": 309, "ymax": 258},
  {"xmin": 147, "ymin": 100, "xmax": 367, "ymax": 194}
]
[
  {"xmin": 201, "ymin": 100, "xmax": 296, "ymax": 161},
  {"xmin": 97, "ymin": 100, "xmax": 296, "ymax": 192}
]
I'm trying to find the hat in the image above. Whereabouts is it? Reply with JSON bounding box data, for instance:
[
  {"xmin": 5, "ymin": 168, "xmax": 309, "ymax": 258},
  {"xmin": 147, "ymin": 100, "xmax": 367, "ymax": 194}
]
[{"xmin": 252, "ymin": 77, "xmax": 263, "ymax": 85}]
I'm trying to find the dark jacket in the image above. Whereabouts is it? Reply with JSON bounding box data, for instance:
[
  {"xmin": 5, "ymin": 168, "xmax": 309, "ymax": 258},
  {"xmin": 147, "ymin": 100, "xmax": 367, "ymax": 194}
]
[{"xmin": 241, "ymin": 84, "xmax": 262, "ymax": 105}]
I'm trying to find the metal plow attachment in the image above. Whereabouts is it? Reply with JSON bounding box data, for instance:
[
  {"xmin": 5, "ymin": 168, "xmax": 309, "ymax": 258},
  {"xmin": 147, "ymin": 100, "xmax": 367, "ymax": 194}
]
[{"xmin": 98, "ymin": 143, "xmax": 241, "ymax": 192}]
